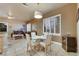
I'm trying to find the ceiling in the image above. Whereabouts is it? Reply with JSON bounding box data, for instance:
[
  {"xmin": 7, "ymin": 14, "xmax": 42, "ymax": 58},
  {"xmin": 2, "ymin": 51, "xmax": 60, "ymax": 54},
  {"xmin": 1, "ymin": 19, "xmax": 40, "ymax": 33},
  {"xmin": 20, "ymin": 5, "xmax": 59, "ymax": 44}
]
[{"xmin": 0, "ymin": 3, "xmax": 68, "ymax": 22}]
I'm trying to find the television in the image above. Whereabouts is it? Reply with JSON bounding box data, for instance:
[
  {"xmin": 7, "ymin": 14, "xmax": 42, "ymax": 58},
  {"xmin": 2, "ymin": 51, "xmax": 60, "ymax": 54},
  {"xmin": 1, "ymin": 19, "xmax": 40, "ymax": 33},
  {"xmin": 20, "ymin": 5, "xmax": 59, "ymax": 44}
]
[{"xmin": 0, "ymin": 23, "xmax": 7, "ymax": 32}]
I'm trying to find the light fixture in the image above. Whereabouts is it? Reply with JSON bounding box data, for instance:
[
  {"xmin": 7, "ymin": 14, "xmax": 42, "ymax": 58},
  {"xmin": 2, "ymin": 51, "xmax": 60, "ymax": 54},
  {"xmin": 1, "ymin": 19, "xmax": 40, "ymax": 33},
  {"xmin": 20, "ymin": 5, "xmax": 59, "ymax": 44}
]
[
  {"xmin": 8, "ymin": 7, "xmax": 14, "ymax": 19},
  {"xmin": 22, "ymin": 3, "xmax": 43, "ymax": 19},
  {"xmin": 34, "ymin": 11, "xmax": 43, "ymax": 19},
  {"xmin": 8, "ymin": 16, "xmax": 14, "ymax": 19}
]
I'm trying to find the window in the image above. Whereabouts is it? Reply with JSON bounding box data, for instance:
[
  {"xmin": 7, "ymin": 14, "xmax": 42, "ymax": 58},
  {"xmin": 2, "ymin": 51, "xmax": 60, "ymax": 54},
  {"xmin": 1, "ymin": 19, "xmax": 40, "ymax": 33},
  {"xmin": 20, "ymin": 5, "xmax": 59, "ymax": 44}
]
[
  {"xmin": 27, "ymin": 23, "xmax": 31, "ymax": 32},
  {"xmin": 43, "ymin": 18, "xmax": 50, "ymax": 34},
  {"xmin": 43, "ymin": 14, "xmax": 61, "ymax": 36},
  {"xmin": 50, "ymin": 17, "xmax": 54, "ymax": 33},
  {"xmin": 55, "ymin": 16, "xmax": 60, "ymax": 33}
]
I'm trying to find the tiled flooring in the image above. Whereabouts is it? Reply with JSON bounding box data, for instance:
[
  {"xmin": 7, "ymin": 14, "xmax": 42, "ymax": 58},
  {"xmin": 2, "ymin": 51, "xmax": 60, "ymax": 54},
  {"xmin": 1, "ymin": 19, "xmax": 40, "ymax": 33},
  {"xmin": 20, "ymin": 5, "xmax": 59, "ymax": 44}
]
[{"xmin": 0, "ymin": 39, "xmax": 79, "ymax": 56}]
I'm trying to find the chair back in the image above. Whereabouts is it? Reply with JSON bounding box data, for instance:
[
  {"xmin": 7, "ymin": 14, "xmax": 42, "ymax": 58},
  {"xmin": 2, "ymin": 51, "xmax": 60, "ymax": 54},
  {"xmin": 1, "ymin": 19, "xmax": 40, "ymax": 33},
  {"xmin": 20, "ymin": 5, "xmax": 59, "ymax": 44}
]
[
  {"xmin": 26, "ymin": 34, "xmax": 31, "ymax": 43},
  {"xmin": 46, "ymin": 35, "xmax": 52, "ymax": 45}
]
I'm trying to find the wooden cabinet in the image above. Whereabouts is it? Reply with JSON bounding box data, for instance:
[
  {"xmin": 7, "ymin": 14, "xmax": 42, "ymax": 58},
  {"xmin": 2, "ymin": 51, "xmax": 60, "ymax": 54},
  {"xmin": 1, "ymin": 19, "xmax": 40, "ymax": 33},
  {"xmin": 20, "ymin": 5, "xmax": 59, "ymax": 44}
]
[
  {"xmin": 0, "ymin": 35, "xmax": 3, "ymax": 54},
  {"xmin": 62, "ymin": 36, "xmax": 77, "ymax": 52}
]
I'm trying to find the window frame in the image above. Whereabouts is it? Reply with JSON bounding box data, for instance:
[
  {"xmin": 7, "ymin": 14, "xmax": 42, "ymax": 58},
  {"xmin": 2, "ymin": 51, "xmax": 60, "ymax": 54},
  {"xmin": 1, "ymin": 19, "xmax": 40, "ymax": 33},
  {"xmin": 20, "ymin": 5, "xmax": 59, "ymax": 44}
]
[{"xmin": 43, "ymin": 14, "xmax": 61, "ymax": 36}]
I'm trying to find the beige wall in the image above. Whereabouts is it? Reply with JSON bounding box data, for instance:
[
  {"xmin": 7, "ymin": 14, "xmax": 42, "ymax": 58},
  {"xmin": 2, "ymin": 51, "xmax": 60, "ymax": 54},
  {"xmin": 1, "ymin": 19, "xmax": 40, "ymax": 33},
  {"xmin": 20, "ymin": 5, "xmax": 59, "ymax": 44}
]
[{"xmin": 38, "ymin": 3, "xmax": 77, "ymax": 43}]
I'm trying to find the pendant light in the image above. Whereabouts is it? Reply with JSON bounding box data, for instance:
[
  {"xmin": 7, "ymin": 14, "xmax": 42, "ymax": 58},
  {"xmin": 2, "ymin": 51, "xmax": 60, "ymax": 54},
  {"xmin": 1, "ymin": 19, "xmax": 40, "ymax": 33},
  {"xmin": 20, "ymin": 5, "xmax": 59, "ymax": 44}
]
[
  {"xmin": 22, "ymin": 3, "xmax": 43, "ymax": 19},
  {"xmin": 34, "ymin": 3, "xmax": 43, "ymax": 19},
  {"xmin": 34, "ymin": 10, "xmax": 43, "ymax": 19}
]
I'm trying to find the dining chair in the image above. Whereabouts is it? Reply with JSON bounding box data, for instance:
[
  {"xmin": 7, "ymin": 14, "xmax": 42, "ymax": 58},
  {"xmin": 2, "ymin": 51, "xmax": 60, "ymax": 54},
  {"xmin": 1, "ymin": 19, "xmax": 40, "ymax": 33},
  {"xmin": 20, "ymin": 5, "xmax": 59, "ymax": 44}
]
[
  {"xmin": 26, "ymin": 34, "xmax": 31, "ymax": 55},
  {"xmin": 40, "ymin": 35, "xmax": 52, "ymax": 55}
]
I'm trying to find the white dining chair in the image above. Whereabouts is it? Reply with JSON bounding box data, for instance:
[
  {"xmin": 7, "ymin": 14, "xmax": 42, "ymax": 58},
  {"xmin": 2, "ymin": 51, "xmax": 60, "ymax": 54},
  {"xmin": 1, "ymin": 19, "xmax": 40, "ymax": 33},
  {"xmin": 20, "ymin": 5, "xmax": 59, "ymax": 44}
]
[{"xmin": 40, "ymin": 35, "xmax": 52, "ymax": 55}]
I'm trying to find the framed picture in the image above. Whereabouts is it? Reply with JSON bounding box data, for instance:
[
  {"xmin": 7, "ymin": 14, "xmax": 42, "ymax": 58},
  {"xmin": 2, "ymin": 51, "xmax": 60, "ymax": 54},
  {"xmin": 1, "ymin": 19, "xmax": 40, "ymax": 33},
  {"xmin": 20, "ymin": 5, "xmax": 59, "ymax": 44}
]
[{"xmin": 0, "ymin": 22, "xmax": 7, "ymax": 32}]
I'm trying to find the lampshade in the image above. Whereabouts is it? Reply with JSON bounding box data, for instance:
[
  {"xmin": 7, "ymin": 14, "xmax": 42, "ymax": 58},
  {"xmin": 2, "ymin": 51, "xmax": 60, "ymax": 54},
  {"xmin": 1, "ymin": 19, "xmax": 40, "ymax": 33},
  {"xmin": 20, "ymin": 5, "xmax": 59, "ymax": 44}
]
[{"xmin": 34, "ymin": 11, "xmax": 43, "ymax": 19}]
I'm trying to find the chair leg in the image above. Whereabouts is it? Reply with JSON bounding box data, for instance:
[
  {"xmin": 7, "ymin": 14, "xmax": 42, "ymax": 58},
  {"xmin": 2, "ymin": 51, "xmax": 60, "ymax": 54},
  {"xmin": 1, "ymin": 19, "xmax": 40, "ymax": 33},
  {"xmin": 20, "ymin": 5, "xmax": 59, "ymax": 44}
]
[
  {"xmin": 50, "ymin": 45, "xmax": 52, "ymax": 55},
  {"xmin": 27, "ymin": 44, "xmax": 31, "ymax": 56},
  {"xmin": 45, "ymin": 46, "xmax": 47, "ymax": 55}
]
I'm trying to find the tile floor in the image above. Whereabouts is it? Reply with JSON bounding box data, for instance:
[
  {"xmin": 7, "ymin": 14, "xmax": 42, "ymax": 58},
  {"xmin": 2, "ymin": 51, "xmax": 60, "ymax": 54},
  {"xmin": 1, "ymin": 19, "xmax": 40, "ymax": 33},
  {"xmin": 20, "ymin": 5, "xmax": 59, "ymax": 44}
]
[{"xmin": 0, "ymin": 39, "xmax": 78, "ymax": 56}]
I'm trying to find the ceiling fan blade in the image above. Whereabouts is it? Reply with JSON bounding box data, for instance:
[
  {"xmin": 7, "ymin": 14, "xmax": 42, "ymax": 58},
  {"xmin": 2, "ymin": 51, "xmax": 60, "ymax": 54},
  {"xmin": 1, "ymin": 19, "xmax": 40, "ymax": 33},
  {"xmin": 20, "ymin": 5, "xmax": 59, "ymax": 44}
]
[{"xmin": 8, "ymin": 16, "xmax": 15, "ymax": 19}]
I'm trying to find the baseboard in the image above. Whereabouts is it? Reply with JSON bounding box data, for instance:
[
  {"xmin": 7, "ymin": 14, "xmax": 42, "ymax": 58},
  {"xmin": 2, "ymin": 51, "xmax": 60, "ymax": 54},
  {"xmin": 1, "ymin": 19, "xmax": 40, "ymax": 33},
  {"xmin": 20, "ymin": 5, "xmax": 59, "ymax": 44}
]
[{"xmin": 52, "ymin": 41, "xmax": 62, "ymax": 46}]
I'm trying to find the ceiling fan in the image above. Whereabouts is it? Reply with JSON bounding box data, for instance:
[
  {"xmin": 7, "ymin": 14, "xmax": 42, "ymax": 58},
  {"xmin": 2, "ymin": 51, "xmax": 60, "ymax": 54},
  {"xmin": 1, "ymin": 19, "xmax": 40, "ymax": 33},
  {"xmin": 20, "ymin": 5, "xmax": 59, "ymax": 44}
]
[
  {"xmin": 7, "ymin": 9, "xmax": 15, "ymax": 20},
  {"xmin": 0, "ymin": 8, "xmax": 15, "ymax": 20}
]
